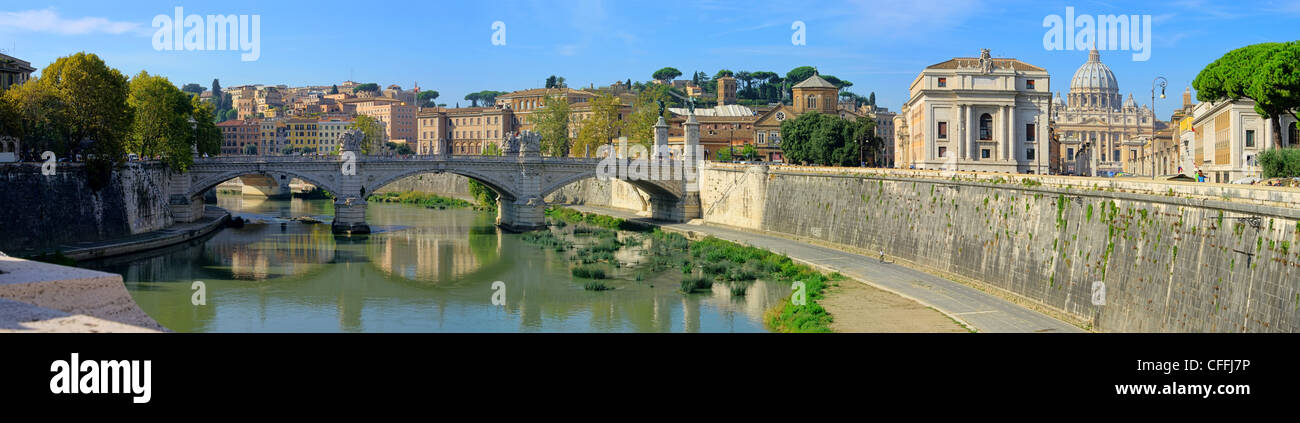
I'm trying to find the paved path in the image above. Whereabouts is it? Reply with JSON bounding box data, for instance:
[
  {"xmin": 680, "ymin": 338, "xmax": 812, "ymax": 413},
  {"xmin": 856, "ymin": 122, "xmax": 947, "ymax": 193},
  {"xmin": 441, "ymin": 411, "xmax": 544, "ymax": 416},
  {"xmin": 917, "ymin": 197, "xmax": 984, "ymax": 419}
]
[
  {"xmin": 57, "ymin": 206, "xmax": 229, "ymax": 261},
  {"xmin": 570, "ymin": 206, "xmax": 1084, "ymax": 333}
]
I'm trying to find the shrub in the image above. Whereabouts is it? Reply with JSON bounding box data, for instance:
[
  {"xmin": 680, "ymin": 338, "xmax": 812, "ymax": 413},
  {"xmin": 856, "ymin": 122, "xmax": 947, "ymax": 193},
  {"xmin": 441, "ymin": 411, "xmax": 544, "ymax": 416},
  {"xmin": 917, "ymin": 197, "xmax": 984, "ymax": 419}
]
[
  {"xmin": 680, "ymin": 276, "xmax": 713, "ymax": 293},
  {"xmin": 1259, "ymin": 148, "xmax": 1300, "ymax": 178},
  {"xmin": 571, "ymin": 264, "xmax": 607, "ymax": 279},
  {"xmin": 584, "ymin": 281, "xmax": 612, "ymax": 291}
]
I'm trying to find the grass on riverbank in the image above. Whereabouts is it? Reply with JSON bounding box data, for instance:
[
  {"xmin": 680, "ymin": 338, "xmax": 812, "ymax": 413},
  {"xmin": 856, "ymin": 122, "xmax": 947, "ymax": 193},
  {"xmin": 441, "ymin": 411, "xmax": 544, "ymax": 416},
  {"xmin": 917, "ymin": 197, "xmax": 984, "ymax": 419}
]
[
  {"xmin": 687, "ymin": 235, "xmax": 838, "ymax": 333},
  {"xmin": 368, "ymin": 191, "xmax": 476, "ymax": 209},
  {"xmin": 528, "ymin": 208, "xmax": 839, "ymax": 332},
  {"xmin": 546, "ymin": 207, "xmax": 649, "ymax": 231}
]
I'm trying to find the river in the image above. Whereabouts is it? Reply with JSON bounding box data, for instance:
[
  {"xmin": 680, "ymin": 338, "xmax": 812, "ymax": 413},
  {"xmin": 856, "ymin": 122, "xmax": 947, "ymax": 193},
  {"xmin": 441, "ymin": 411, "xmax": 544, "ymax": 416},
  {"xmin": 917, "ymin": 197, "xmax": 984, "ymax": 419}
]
[{"xmin": 83, "ymin": 194, "xmax": 790, "ymax": 332}]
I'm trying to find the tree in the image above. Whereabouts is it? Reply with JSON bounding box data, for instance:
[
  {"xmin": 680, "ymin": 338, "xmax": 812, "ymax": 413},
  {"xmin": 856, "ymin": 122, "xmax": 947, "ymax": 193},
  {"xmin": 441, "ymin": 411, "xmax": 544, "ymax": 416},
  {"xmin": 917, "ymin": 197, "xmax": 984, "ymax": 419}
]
[
  {"xmin": 329, "ymin": 84, "xmax": 339, "ymax": 95},
  {"xmin": 464, "ymin": 92, "xmax": 481, "ymax": 107},
  {"xmin": 181, "ymin": 83, "xmax": 206, "ymax": 96},
  {"xmin": 572, "ymin": 93, "xmax": 623, "ymax": 157},
  {"xmin": 350, "ymin": 114, "xmax": 384, "ymax": 154},
  {"xmin": 191, "ymin": 95, "xmax": 222, "ymax": 156},
  {"xmin": 652, "ymin": 67, "xmax": 682, "ymax": 82},
  {"xmin": 243, "ymin": 144, "xmax": 258, "ymax": 155},
  {"xmin": 623, "ymin": 83, "xmax": 672, "ymax": 149},
  {"xmin": 417, "ymin": 90, "xmax": 440, "ymax": 107},
  {"xmin": 714, "ymin": 69, "xmax": 734, "ymax": 79},
  {"xmin": 3, "ymin": 78, "xmax": 69, "ymax": 160},
  {"xmin": 41, "ymin": 53, "xmax": 133, "ymax": 188},
  {"xmin": 715, "ymin": 148, "xmax": 732, "ymax": 162},
  {"xmin": 475, "ymin": 90, "xmax": 507, "ymax": 106},
  {"xmin": 737, "ymin": 71, "xmax": 754, "ymax": 98},
  {"xmin": 531, "ymin": 95, "xmax": 572, "ymax": 157},
  {"xmin": 352, "ymin": 83, "xmax": 380, "ymax": 93},
  {"xmin": 211, "ymin": 79, "xmax": 223, "ymax": 110},
  {"xmin": 1194, "ymin": 41, "xmax": 1300, "ymax": 149},
  {"xmin": 869, "ymin": 92, "xmax": 876, "ymax": 107},
  {"xmin": 128, "ymin": 71, "xmax": 196, "ymax": 171},
  {"xmin": 741, "ymin": 144, "xmax": 757, "ymax": 161},
  {"xmin": 222, "ymin": 108, "xmax": 238, "ymax": 122},
  {"xmin": 787, "ymin": 66, "xmax": 817, "ymax": 84},
  {"xmin": 779, "ymin": 111, "xmax": 876, "ymax": 166}
]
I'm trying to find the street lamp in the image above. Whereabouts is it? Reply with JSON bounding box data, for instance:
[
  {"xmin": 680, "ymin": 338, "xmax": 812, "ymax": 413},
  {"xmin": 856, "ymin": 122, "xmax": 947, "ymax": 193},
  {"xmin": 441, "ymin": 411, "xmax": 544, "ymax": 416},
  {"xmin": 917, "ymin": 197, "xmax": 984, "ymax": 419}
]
[{"xmin": 1151, "ymin": 76, "xmax": 1167, "ymax": 180}]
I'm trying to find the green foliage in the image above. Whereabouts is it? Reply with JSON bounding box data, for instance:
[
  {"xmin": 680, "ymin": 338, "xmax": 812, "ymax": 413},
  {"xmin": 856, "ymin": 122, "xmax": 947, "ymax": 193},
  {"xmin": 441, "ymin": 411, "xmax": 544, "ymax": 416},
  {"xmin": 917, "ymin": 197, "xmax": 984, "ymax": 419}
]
[
  {"xmin": 622, "ymin": 83, "xmax": 672, "ymax": 150},
  {"xmin": 652, "ymin": 67, "xmax": 682, "ymax": 82},
  {"xmin": 572, "ymin": 93, "xmax": 623, "ymax": 157},
  {"xmin": 467, "ymin": 179, "xmax": 498, "ymax": 210},
  {"xmin": 779, "ymin": 112, "xmax": 878, "ymax": 166},
  {"xmin": 521, "ymin": 229, "xmax": 573, "ymax": 250},
  {"xmin": 1258, "ymin": 148, "xmax": 1300, "ymax": 178},
  {"xmin": 352, "ymin": 83, "xmax": 380, "ymax": 93},
  {"xmin": 416, "ymin": 90, "xmax": 439, "ymax": 107},
  {"xmin": 367, "ymin": 191, "xmax": 474, "ymax": 209},
  {"xmin": 680, "ymin": 276, "xmax": 713, "ymax": 293},
  {"xmin": 190, "ymin": 95, "xmax": 221, "ymax": 156},
  {"xmin": 715, "ymin": 148, "xmax": 733, "ymax": 162},
  {"xmin": 1194, "ymin": 41, "xmax": 1300, "ymax": 148},
  {"xmin": 583, "ymin": 281, "xmax": 612, "ymax": 291},
  {"xmin": 129, "ymin": 71, "xmax": 196, "ymax": 171},
  {"xmin": 350, "ymin": 114, "xmax": 384, "ymax": 155},
  {"xmin": 572, "ymin": 264, "xmax": 607, "ymax": 279},
  {"xmin": 530, "ymin": 95, "xmax": 571, "ymax": 157}
]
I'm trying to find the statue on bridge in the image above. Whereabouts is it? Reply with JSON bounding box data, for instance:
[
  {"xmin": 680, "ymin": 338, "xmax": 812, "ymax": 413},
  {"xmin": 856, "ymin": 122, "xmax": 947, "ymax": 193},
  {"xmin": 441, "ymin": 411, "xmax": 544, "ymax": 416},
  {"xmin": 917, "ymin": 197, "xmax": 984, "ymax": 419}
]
[
  {"xmin": 339, "ymin": 129, "xmax": 364, "ymax": 153},
  {"xmin": 503, "ymin": 131, "xmax": 541, "ymax": 157}
]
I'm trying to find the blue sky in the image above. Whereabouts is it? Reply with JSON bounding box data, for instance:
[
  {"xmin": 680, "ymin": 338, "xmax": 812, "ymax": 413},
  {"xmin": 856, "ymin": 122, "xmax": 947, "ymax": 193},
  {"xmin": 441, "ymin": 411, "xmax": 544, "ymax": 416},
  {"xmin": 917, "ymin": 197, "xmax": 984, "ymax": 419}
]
[{"xmin": 2, "ymin": 0, "xmax": 1298, "ymax": 117}]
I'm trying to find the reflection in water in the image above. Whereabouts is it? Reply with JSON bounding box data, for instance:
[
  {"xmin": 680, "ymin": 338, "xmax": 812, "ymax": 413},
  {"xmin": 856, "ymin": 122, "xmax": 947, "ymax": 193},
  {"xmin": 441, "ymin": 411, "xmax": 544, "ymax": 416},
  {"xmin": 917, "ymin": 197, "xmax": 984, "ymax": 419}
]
[{"xmin": 84, "ymin": 195, "xmax": 788, "ymax": 332}]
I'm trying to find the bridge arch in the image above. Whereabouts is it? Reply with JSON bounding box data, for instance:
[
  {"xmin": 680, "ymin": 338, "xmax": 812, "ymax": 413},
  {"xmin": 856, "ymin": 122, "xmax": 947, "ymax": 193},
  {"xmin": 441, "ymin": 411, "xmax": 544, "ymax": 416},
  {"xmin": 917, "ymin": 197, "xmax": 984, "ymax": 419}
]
[
  {"xmin": 188, "ymin": 168, "xmax": 340, "ymax": 200},
  {"xmin": 537, "ymin": 170, "xmax": 681, "ymax": 202},
  {"xmin": 365, "ymin": 166, "xmax": 520, "ymax": 202}
]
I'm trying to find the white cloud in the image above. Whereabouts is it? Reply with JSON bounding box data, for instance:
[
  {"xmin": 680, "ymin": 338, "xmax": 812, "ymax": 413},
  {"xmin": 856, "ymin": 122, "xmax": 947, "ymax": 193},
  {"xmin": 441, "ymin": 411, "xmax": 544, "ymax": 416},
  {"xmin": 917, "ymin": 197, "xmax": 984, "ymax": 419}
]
[{"xmin": 0, "ymin": 8, "xmax": 143, "ymax": 36}]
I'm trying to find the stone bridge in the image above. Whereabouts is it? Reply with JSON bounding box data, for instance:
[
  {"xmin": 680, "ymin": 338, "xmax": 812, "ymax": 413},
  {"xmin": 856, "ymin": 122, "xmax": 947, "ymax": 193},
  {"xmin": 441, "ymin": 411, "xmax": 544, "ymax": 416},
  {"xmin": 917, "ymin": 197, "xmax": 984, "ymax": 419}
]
[{"xmin": 169, "ymin": 117, "xmax": 704, "ymax": 234}]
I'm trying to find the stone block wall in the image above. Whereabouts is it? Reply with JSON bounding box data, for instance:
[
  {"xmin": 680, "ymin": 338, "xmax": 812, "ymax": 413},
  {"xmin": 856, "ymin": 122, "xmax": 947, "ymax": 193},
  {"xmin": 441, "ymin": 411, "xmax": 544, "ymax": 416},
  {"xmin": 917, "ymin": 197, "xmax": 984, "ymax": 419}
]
[
  {"xmin": 0, "ymin": 162, "xmax": 173, "ymax": 253},
  {"xmin": 700, "ymin": 164, "xmax": 1300, "ymax": 332}
]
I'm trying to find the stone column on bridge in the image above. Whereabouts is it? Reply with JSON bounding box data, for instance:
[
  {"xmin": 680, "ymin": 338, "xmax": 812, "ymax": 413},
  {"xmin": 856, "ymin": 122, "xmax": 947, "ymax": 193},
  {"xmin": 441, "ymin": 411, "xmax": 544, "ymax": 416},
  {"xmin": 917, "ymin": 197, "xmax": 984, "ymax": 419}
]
[
  {"xmin": 332, "ymin": 130, "xmax": 371, "ymax": 234},
  {"xmin": 497, "ymin": 131, "xmax": 547, "ymax": 232},
  {"xmin": 677, "ymin": 112, "xmax": 702, "ymax": 220}
]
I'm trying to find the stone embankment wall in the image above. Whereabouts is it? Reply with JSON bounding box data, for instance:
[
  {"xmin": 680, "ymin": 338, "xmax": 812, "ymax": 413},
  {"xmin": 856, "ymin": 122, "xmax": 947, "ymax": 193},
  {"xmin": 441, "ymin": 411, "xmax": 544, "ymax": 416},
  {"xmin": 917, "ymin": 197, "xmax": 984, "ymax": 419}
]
[
  {"xmin": 374, "ymin": 173, "xmax": 477, "ymax": 202},
  {"xmin": 699, "ymin": 164, "xmax": 1300, "ymax": 333},
  {"xmin": 0, "ymin": 162, "xmax": 174, "ymax": 253}
]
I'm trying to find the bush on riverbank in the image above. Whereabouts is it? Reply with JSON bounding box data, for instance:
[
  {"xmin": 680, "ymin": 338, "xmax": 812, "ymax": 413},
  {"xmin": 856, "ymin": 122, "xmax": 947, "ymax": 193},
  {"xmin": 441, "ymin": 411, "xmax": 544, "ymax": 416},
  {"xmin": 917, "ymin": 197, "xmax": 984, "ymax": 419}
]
[
  {"xmin": 522, "ymin": 230, "xmax": 572, "ymax": 251},
  {"xmin": 296, "ymin": 187, "xmax": 334, "ymax": 200},
  {"xmin": 584, "ymin": 281, "xmax": 613, "ymax": 291},
  {"xmin": 572, "ymin": 264, "xmax": 607, "ymax": 279},
  {"xmin": 545, "ymin": 207, "xmax": 648, "ymax": 232},
  {"xmin": 680, "ymin": 276, "xmax": 713, "ymax": 293},
  {"xmin": 368, "ymin": 191, "xmax": 475, "ymax": 209}
]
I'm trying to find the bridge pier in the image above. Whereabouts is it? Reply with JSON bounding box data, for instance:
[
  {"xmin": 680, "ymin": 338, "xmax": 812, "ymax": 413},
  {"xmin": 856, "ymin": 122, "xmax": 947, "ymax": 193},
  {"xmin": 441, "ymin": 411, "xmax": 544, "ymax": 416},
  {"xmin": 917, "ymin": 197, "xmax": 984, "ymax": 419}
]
[
  {"xmin": 497, "ymin": 196, "xmax": 546, "ymax": 232},
  {"xmin": 331, "ymin": 199, "xmax": 370, "ymax": 235}
]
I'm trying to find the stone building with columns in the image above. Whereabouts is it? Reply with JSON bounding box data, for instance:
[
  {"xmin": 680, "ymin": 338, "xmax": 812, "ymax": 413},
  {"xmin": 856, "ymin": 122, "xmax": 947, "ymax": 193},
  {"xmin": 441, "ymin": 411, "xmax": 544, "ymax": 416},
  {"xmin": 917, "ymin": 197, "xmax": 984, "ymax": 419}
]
[{"xmin": 896, "ymin": 49, "xmax": 1052, "ymax": 173}]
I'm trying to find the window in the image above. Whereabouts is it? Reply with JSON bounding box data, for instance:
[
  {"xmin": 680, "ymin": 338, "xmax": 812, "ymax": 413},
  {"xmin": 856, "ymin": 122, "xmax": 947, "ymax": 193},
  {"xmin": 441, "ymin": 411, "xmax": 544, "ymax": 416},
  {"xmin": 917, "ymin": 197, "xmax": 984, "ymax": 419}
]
[
  {"xmin": 937, "ymin": 77, "xmax": 947, "ymax": 88},
  {"xmin": 1289, "ymin": 123, "xmax": 1299, "ymax": 147},
  {"xmin": 758, "ymin": 132, "xmax": 766, "ymax": 144},
  {"xmin": 979, "ymin": 114, "xmax": 992, "ymax": 140},
  {"xmin": 938, "ymin": 146, "xmax": 947, "ymax": 158},
  {"xmin": 981, "ymin": 149, "xmax": 991, "ymax": 159},
  {"xmin": 806, "ymin": 95, "xmax": 817, "ymax": 109},
  {"xmin": 1026, "ymin": 124, "xmax": 1035, "ymax": 141},
  {"xmin": 1026, "ymin": 79, "xmax": 1035, "ymax": 89},
  {"xmin": 1067, "ymin": 148, "xmax": 1075, "ymax": 161},
  {"xmin": 937, "ymin": 122, "xmax": 948, "ymax": 139},
  {"xmin": 1130, "ymin": 149, "xmax": 1137, "ymax": 160},
  {"xmin": 1245, "ymin": 130, "xmax": 1255, "ymax": 148},
  {"xmin": 1113, "ymin": 150, "xmax": 1120, "ymax": 162},
  {"xmin": 1027, "ymin": 149, "xmax": 1035, "ymax": 160}
]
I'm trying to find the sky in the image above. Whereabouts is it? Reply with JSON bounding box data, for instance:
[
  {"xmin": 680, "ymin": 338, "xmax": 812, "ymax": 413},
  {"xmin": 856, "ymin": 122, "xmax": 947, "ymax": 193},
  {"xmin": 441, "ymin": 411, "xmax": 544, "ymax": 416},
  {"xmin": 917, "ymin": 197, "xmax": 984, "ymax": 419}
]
[{"xmin": 2, "ymin": 0, "xmax": 1298, "ymax": 117}]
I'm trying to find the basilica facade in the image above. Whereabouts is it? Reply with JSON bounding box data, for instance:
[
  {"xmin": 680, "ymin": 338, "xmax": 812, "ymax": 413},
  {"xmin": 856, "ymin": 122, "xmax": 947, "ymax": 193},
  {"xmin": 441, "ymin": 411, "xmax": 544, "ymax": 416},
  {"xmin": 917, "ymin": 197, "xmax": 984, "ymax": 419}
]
[{"xmin": 1053, "ymin": 49, "xmax": 1164, "ymax": 175}]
